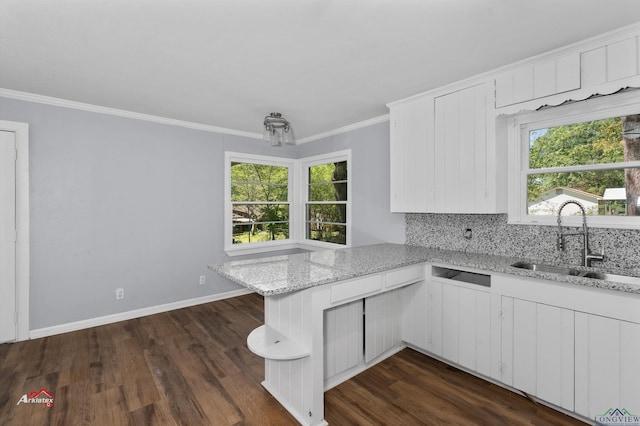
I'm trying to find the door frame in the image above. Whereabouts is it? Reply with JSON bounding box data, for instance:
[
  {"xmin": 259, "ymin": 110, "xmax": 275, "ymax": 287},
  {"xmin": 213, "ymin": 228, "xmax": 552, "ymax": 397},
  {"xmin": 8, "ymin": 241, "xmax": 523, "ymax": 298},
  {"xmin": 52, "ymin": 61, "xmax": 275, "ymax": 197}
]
[{"xmin": 0, "ymin": 120, "xmax": 29, "ymax": 341}]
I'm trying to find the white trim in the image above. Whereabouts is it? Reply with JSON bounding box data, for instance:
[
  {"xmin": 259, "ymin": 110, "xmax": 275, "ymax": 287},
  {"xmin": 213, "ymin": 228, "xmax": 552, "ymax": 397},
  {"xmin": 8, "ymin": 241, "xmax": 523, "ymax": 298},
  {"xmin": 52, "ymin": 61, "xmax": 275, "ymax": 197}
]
[
  {"xmin": 296, "ymin": 115, "xmax": 389, "ymax": 144},
  {"xmin": 508, "ymin": 90, "xmax": 640, "ymax": 229},
  {"xmin": 0, "ymin": 88, "xmax": 263, "ymax": 140},
  {"xmin": 0, "ymin": 120, "xmax": 29, "ymax": 342},
  {"xmin": 301, "ymin": 149, "xmax": 352, "ymax": 248},
  {"xmin": 29, "ymin": 288, "xmax": 252, "ymax": 339},
  {"xmin": 0, "ymin": 87, "xmax": 388, "ymax": 143}
]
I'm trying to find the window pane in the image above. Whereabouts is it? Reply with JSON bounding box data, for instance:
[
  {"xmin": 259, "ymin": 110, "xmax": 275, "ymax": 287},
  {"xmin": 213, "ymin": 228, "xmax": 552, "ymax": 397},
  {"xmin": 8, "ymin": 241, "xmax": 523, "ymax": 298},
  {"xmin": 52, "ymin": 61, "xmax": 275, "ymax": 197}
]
[
  {"xmin": 309, "ymin": 182, "xmax": 347, "ymax": 202},
  {"xmin": 231, "ymin": 162, "xmax": 288, "ymax": 184},
  {"xmin": 233, "ymin": 204, "xmax": 289, "ymax": 222},
  {"xmin": 232, "ymin": 222, "xmax": 289, "ymax": 244},
  {"xmin": 307, "ymin": 204, "xmax": 346, "ymax": 224},
  {"xmin": 305, "ymin": 158, "xmax": 348, "ymax": 246},
  {"xmin": 231, "ymin": 162, "xmax": 288, "ymax": 202},
  {"xmin": 231, "ymin": 183, "xmax": 288, "ymax": 202},
  {"xmin": 529, "ymin": 117, "xmax": 625, "ymax": 169},
  {"xmin": 306, "ymin": 223, "xmax": 346, "ymax": 245},
  {"xmin": 309, "ymin": 161, "xmax": 347, "ymax": 184},
  {"xmin": 527, "ymin": 168, "xmax": 640, "ymax": 216}
]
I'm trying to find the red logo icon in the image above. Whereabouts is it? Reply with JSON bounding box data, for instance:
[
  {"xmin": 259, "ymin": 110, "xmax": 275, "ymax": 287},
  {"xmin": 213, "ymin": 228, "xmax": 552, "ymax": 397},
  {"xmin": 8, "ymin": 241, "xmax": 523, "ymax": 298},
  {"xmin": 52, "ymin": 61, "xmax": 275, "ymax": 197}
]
[{"xmin": 16, "ymin": 388, "xmax": 54, "ymax": 407}]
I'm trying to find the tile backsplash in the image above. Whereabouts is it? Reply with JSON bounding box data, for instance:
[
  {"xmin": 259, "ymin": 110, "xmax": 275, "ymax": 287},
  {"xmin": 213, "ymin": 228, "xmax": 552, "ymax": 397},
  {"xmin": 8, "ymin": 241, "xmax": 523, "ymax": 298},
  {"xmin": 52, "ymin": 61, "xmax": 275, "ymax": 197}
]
[{"xmin": 406, "ymin": 213, "xmax": 640, "ymax": 271}]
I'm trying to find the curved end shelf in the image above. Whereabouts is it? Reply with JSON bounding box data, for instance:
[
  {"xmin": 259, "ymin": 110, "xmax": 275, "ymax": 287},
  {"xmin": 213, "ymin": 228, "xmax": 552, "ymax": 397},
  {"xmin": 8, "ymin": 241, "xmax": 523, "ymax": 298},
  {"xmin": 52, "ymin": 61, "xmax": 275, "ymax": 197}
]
[{"xmin": 247, "ymin": 325, "xmax": 310, "ymax": 360}]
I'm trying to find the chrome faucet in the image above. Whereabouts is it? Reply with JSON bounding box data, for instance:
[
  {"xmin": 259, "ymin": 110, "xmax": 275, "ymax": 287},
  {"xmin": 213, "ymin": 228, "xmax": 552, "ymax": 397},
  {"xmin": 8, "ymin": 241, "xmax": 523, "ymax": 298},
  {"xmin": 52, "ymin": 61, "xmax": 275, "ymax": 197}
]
[{"xmin": 556, "ymin": 199, "xmax": 605, "ymax": 267}]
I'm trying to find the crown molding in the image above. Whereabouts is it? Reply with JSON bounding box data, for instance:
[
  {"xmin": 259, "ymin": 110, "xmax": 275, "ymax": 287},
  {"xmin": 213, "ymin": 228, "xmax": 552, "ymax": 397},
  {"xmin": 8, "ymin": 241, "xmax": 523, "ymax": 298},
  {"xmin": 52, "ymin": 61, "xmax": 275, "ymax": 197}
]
[
  {"xmin": 0, "ymin": 88, "xmax": 389, "ymax": 143},
  {"xmin": 297, "ymin": 114, "xmax": 390, "ymax": 144},
  {"xmin": 0, "ymin": 88, "xmax": 264, "ymax": 140}
]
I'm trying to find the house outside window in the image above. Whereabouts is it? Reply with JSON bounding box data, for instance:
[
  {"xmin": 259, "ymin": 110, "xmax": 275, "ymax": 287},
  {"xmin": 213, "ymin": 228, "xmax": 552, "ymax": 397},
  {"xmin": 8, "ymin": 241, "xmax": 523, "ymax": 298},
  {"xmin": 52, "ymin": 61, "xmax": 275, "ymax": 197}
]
[{"xmin": 509, "ymin": 90, "xmax": 640, "ymax": 229}]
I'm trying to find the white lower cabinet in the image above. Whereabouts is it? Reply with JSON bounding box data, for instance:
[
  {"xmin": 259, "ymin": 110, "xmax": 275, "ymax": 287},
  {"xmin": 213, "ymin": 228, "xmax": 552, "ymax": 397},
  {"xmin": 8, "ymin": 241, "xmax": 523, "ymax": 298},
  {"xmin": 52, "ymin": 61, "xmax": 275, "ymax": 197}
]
[
  {"xmin": 365, "ymin": 289, "xmax": 403, "ymax": 362},
  {"xmin": 324, "ymin": 287, "xmax": 407, "ymax": 386},
  {"xmin": 400, "ymin": 281, "xmax": 428, "ymax": 350},
  {"xmin": 501, "ymin": 297, "xmax": 575, "ymax": 411},
  {"xmin": 324, "ymin": 300, "xmax": 363, "ymax": 382},
  {"xmin": 426, "ymin": 279, "xmax": 443, "ymax": 356},
  {"xmin": 426, "ymin": 275, "xmax": 496, "ymax": 378},
  {"xmin": 574, "ymin": 312, "xmax": 640, "ymax": 419}
]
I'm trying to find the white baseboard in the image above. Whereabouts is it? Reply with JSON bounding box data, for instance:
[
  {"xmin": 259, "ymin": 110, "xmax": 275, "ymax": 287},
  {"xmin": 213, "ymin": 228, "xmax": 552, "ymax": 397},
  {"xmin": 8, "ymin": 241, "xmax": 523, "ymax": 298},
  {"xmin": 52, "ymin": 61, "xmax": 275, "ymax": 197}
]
[{"xmin": 29, "ymin": 288, "xmax": 253, "ymax": 339}]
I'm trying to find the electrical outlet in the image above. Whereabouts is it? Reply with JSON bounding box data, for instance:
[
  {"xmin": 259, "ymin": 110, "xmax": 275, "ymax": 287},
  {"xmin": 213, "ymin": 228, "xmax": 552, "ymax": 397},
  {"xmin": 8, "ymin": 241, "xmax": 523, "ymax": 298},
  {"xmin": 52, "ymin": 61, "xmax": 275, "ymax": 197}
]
[
  {"xmin": 199, "ymin": 275, "xmax": 206, "ymax": 285},
  {"xmin": 115, "ymin": 288, "xmax": 124, "ymax": 300},
  {"xmin": 463, "ymin": 228, "xmax": 472, "ymax": 240}
]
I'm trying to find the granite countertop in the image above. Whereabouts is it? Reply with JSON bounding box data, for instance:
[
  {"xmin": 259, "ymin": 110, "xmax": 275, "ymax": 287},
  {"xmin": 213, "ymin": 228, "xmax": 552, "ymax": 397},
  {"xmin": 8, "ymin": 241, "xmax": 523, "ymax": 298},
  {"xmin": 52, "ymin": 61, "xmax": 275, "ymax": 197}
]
[{"xmin": 209, "ymin": 243, "xmax": 640, "ymax": 296}]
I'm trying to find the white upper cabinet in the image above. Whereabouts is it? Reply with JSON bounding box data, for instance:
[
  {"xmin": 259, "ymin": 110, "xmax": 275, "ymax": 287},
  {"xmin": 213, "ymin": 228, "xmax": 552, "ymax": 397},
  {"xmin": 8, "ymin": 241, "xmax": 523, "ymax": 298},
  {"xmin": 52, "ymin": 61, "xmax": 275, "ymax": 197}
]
[
  {"xmin": 389, "ymin": 95, "xmax": 433, "ymax": 212},
  {"xmin": 495, "ymin": 53, "xmax": 581, "ymax": 108},
  {"xmin": 389, "ymin": 24, "xmax": 640, "ymax": 215},
  {"xmin": 433, "ymin": 82, "xmax": 504, "ymax": 214},
  {"xmin": 389, "ymin": 81, "xmax": 505, "ymax": 214},
  {"xmin": 581, "ymin": 36, "xmax": 640, "ymax": 87}
]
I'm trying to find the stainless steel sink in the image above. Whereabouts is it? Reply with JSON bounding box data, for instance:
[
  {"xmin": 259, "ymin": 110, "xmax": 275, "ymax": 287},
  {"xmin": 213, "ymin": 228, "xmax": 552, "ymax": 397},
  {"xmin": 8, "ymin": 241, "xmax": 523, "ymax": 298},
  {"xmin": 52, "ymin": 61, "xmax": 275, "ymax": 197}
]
[
  {"xmin": 511, "ymin": 261, "xmax": 583, "ymax": 276},
  {"xmin": 510, "ymin": 261, "xmax": 640, "ymax": 285}
]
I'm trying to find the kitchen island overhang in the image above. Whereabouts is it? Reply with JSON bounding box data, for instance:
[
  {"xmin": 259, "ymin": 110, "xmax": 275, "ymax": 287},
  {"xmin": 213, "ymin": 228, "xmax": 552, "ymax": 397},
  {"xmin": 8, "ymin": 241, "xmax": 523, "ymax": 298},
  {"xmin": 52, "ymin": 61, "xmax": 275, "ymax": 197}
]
[{"xmin": 209, "ymin": 243, "xmax": 640, "ymax": 425}]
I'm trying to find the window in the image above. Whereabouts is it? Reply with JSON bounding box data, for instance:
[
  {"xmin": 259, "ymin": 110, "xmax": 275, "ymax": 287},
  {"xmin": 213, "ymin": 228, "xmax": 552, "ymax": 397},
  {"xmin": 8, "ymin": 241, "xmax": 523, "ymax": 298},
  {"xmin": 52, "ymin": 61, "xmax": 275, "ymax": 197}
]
[
  {"xmin": 225, "ymin": 153, "xmax": 294, "ymax": 253},
  {"xmin": 509, "ymin": 90, "xmax": 640, "ymax": 228},
  {"xmin": 225, "ymin": 150, "xmax": 350, "ymax": 254},
  {"xmin": 304, "ymin": 151, "xmax": 350, "ymax": 246}
]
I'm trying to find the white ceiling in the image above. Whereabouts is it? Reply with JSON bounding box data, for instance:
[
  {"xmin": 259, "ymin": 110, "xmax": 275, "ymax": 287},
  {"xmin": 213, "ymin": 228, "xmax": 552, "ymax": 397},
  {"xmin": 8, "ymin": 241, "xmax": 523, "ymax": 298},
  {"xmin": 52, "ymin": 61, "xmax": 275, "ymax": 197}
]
[{"xmin": 2, "ymin": 1, "xmax": 640, "ymax": 140}]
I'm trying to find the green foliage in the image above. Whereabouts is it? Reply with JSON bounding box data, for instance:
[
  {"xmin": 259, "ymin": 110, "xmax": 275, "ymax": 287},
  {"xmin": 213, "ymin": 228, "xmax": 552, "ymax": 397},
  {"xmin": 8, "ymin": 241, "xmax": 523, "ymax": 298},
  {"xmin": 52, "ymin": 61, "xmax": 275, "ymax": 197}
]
[
  {"xmin": 527, "ymin": 118, "xmax": 624, "ymax": 202},
  {"xmin": 231, "ymin": 162, "xmax": 290, "ymax": 243},
  {"xmin": 231, "ymin": 163, "xmax": 288, "ymax": 202},
  {"xmin": 306, "ymin": 161, "xmax": 348, "ymax": 244}
]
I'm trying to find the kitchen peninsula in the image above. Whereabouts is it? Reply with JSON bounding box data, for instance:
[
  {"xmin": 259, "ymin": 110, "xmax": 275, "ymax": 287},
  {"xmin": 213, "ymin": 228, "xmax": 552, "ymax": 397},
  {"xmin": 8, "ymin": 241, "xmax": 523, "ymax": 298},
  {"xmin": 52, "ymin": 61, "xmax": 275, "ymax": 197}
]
[{"xmin": 211, "ymin": 243, "xmax": 640, "ymax": 425}]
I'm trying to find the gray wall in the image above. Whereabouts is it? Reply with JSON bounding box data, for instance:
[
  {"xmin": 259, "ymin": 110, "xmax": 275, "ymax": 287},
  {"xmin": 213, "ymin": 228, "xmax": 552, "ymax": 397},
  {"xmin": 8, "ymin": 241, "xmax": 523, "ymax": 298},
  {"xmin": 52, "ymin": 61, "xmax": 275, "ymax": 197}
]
[
  {"xmin": 0, "ymin": 96, "xmax": 403, "ymax": 330},
  {"xmin": 298, "ymin": 122, "xmax": 406, "ymax": 246}
]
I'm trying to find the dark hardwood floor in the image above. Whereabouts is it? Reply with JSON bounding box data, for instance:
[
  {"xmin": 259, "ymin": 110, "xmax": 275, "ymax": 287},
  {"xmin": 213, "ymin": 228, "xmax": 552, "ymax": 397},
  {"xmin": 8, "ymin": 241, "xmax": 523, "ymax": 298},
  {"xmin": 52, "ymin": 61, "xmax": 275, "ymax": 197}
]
[{"xmin": 0, "ymin": 293, "xmax": 585, "ymax": 425}]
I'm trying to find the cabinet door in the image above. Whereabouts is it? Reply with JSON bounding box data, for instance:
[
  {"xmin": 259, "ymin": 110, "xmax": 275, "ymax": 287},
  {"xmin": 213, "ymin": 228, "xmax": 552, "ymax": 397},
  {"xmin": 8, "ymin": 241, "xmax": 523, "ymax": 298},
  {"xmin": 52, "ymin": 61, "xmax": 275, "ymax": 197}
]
[
  {"xmin": 389, "ymin": 96, "xmax": 433, "ymax": 212},
  {"xmin": 324, "ymin": 300, "xmax": 363, "ymax": 381},
  {"xmin": 426, "ymin": 279, "xmax": 443, "ymax": 356},
  {"xmin": 429, "ymin": 279, "xmax": 493, "ymax": 376},
  {"xmin": 400, "ymin": 281, "xmax": 428, "ymax": 350},
  {"xmin": 501, "ymin": 297, "xmax": 574, "ymax": 411},
  {"xmin": 433, "ymin": 83, "xmax": 491, "ymax": 213},
  {"xmin": 364, "ymin": 289, "xmax": 402, "ymax": 362},
  {"xmin": 575, "ymin": 312, "xmax": 640, "ymax": 419}
]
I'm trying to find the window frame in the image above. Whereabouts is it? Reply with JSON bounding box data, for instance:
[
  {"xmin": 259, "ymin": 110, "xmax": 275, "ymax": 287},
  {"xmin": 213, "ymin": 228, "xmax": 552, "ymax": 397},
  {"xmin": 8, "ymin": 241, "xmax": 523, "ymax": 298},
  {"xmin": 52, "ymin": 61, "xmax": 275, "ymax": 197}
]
[
  {"xmin": 508, "ymin": 90, "xmax": 640, "ymax": 229},
  {"xmin": 224, "ymin": 152, "xmax": 297, "ymax": 255},
  {"xmin": 225, "ymin": 149, "xmax": 351, "ymax": 256},
  {"xmin": 300, "ymin": 150, "xmax": 352, "ymax": 250}
]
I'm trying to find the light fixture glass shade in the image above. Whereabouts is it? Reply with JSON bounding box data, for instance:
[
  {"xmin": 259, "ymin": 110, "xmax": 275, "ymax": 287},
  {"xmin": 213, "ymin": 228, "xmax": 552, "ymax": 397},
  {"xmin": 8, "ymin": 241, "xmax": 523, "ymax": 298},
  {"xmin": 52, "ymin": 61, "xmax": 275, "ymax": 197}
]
[
  {"xmin": 263, "ymin": 125, "xmax": 272, "ymax": 142},
  {"xmin": 282, "ymin": 126, "xmax": 295, "ymax": 145},
  {"xmin": 270, "ymin": 129, "xmax": 282, "ymax": 146},
  {"xmin": 263, "ymin": 112, "xmax": 295, "ymax": 146}
]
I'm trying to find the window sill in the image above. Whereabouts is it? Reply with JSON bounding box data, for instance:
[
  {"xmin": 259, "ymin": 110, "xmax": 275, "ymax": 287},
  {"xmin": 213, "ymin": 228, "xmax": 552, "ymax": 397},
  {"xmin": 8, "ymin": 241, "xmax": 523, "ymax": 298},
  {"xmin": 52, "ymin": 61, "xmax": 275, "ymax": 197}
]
[{"xmin": 224, "ymin": 241, "xmax": 348, "ymax": 257}]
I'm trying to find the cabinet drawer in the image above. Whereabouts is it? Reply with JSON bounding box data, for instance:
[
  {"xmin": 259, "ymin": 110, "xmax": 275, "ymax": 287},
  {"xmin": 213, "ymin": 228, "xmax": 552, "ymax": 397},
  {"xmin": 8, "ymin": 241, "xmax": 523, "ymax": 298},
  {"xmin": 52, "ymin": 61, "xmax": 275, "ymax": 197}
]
[
  {"xmin": 385, "ymin": 264, "xmax": 424, "ymax": 289},
  {"xmin": 330, "ymin": 275, "xmax": 383, "ymax": 304}
]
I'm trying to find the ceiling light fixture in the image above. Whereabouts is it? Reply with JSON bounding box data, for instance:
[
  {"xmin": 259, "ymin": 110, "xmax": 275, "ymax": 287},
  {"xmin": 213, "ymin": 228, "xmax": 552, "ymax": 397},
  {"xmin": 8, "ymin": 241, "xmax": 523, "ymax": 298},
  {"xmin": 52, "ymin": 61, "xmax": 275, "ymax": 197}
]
[{"xmin": 263, "ymin": 112, "xmax": 295, "ymax": 146}]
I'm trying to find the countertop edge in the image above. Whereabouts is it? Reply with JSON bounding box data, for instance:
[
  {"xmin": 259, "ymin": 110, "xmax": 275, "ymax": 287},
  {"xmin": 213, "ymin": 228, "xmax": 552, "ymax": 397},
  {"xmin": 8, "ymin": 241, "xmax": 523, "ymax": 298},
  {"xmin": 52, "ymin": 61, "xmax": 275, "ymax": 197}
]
[{"xmin": 209, "ymin": 244, "xmax": 640, "ymax": 296}]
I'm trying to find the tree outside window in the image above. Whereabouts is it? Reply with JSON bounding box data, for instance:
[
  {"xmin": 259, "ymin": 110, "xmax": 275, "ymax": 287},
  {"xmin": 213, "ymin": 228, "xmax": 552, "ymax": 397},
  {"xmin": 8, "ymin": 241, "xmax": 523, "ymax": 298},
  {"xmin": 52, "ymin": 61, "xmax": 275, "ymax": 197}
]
[
  {"xmin": 231, "ymin": 162, "xmax": 290, "ymax": 244},
  {"xmin": 527, "ymin": 113, "xmax": 640, "ymax": 216},
  {"xmin": 306, "ymin": 161, "xmax": 348, "ymax": 245}
]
